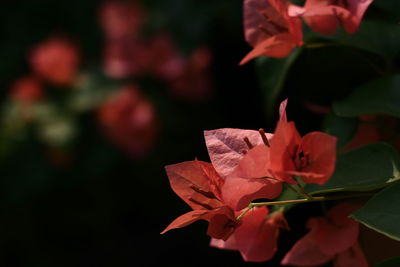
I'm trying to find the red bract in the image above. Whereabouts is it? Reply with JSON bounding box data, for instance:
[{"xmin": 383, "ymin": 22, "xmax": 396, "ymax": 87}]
[
  {"xmin": 290, "ymin": 0, "xmax": 374, "ymax": 35},
  {"xmin": 148, "ymin": 34, "xmax": 187, "ymax": 82},
  {"xmin": 281, "ymin": 203, "xmax": 368, "ymax": 267},
  {"xmin": 99, "ymin": 0, "xmax": 146, "ymax": 39},
  {"xmin": 241, "ymin": 0, "xmax": 303, "ymax": 64},
  {"xmin": 10, "ymin": 76, "xmax": 44, "ymax": 103},
  {"xmin": 97, "ymin": 85, "xmax": 158, "ymax": 158},
  {"xmin": 204, "ymin": 128, "xmax": 271, "ymax": 177},
  {"xmin": 99, "ymin": 1, "xmax": 150, "ymax": 78},
  {"xmin": 270, "ymin": 100, "xmax": 337, "ymax": 184},
  {"xmin": 345, "ymin": 115, "xmax": 400, "ymax": 152},
  {"xmin": 30, "ymin": 37, "xmax": 79, "ymax": 86},
  {"xmin": 222, "ymin": 145, "xmax": 283, "ymax": 210},
  {"xmin": 103, "ymin": 38, "xmax": 150, "ymax": 78},
  {"xmin": 166, "ymin": 47, "xmax": 213, "ymax": 101},
  {"xmin": 204, "ymin": 128, "xmax": 282, "ymax": 211},
  {"xmin": 211, "ymin": 207, "xmax": 288, "ymax": 262},
  {"xmin": 161, "ymin": 160, "xmax": 239, "ymax": 240},
  {"xmin": 148, "ymin": 35, "xmax": 213, "ymax": 100}
]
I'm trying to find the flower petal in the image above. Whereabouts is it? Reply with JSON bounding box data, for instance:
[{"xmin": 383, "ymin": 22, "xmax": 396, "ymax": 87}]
[
  {"xmin": 333, "ymin": 242, "xmax": 369, "ymax": 267},
  {"xmin": 299, "ymin": 132, "xmax": 337, "ymax": 184},
  {"xmin": 222, "ymin": 176, "xmax": 282, "ymax": 211},
  {"xmin": 240, "ymin": 34, "xmax": 296, "ymax": 65},
  {"xmin": 301, "ymin": 0, "xmax": 373, "ymax": 34},
  {"xmin": 207, "ymin": 206, "xmax": 238, "ymax": 240},
  {"xmin": 161, "ymin": 210, "xmax": 209, "ymax": 234},
  {"xmin": 210, "ymin": 237, "xmax": 238, "ymax": 251},
  {"xmin": 165, "ymin": 161, "xmax": 223, "ymax": 210},
  {"xmin": 279, "ymin": 98, "xmax": 288, "ymax": 122},
  {"xmin": 281, "ymin": 229, "xmax": 332, "ymax": 266},
  {"xmin": 236, "ymin": 208, "xmax": 280, "ymax": 262},
  {"xmin": 309, "ymin": 217, "xmax": 359, "ymax": 256},
  {"xmin": 270, "ymin": 121, "xmax": 302, "ymax": 183},
  {"xmin": 204, "ymin": 128, "xmax": 270, "ymax": 177},
  {"xmin": 308, "ymin": 203, "xmax": 361, "ymax": 256}
]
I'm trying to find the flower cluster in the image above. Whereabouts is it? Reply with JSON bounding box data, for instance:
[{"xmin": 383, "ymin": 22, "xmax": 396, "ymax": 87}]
[
  {"xmin": 162, "ymin": 100, "xmax": 341, "ymax": 262},
  {"xmin": 1, "ymin": 0, "xmax": 214, "ymax": 160},
  {"xmin": 241, "ymin": 0, "xmax": 374, "ymax": 64},
  {"xmin": 282, "ymin": 203, "xmax": 368, "ymax": 267},
  {"xmin": 99, "ymin": 1, "xmax": 213, "ymax": 101}
]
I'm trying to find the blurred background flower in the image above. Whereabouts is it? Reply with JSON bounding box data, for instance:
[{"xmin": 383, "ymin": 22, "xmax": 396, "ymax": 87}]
[{"xmin": 0, "ymin": 0, "xmax": 268, "ymax": 266}]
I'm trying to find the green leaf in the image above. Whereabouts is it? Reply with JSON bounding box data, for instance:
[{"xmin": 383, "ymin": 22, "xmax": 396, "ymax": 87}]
[
  {"xmin": 323, "ymin": 112, "xmax": 358, "ymax": 149},
  {"xmin": 326, "ymin": 20, "xmax": 400, "ymax": 59},
  {"xmin": 256, "ymin": 47, "xmax": 302, "ymax": 117},
  {"xmin": 375, "ymin": 257, "xmax": 400, "ymax": 267},
  {"xmin": 306, "ymin": 143, "xmax": 400, "ymax": 195},
  {"xmin": 351, "ymin": 182, "xmax": 400, "ymax": 241},
  {"xmin": 333, "ymin": 75, "xmax": 400, "ymax": 118}
]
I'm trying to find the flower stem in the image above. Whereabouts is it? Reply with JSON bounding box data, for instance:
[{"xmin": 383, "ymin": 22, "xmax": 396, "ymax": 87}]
[
  {"xmin": 295, "ymin": 177, "xmax": 314, "ymax": 200},
  {"xmin": 305, "ymin": 42, "xmax": 338, "ymax": 49},
  {"xmin": 236, "ymin": 206, "xmax": 253, "ymax": 220},
  {"xmin": 285, "ymin": 183, "xmax": 304, "ymax": 197},
  {"xmin": 248, "ymin": 192, "xmax": 374, "ymax": 208}
]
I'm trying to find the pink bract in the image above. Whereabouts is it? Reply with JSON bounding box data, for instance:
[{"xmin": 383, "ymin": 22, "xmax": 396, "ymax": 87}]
[
  {"xmin": 10, "ymin": 76, "xmax": 44, "ymax": 103},
  {"xmin": 97, "ymin": 85, "xmax": 158, "ymax": 158},
  {"xmin": 241, "ymin": 0, "xmax": 303, "ymax": 64},
  {"xmin": 290, "ymin": 0, "xmax": 374, "ymax": 35},
  {"xmin": 281, "ymin": 203, "xmax": 368, "ymax": 267},
  {"xmin": 29, "ymin": 37, "xmax": 79, "ymax": 86},
  {"xmin": 161, "ymin": 160, "xmax": 238, "ymax": 240},
  {"xmin": 211, "ymin": 207, "xmax": 288, "ymax": 262}
]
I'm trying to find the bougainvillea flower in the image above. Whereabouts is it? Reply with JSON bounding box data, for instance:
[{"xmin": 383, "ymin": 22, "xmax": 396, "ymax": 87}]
[
  {"xmin": 345, "ymin": 115, "xmax": 400, "ymax": 152},
  {"xmin": 204, "ymin": 128, "xmax": 282, "ymax": 210},
  {"xmin": 281, "ymin": 202, "xmax": 368, "ymax": 267},
  {"xmin": 99, "ymin": 0, "xmax": 146, "ymax": 39},
  {"xmin": 97, "ymin": 85, "xmax": 158, "ymax": 158},
  {"xmin": 204, "ymin": 101, "xmax": 289, "ymax": 210},
  {"xmin": 204, "ymin": 128, "xmax": 271, "ymax": 178},
  {"xmin": 211, "ymin": 207, "xmax": 288, "ymax": 262},
  {"xmin": 147, "ymin": 34, "xmax": 187, "ymax": 81},
  {"xmin": 30, "ymin": 37, "xmax": 79, "ymax": 86},
  {"xmin": 166, "ymin": 47, "xmax": 213, "ymax": 101},
  {"xmin": 103, "ymin": 38, "xmax": 150, "ymax": 78},
  {"xmin": 10, "ymin": 76, "xmax": 44, "ymax": 103},
  {"xmin": 290, "ymin": 0, "xmax": 374, "ymax": 35},
  {"xmin": 9, "ymin": 76, "xmax": 44, "ymax": 121},
  {"xmin": 270, "ymin": 100, "xmax": 337, "ymax": 184},
  {"xmin": 221, "ymin": 145, "xmax": 283, "ymax": 210},
  {"xmin": 241, "ymin": 0, "xmax": 303, "ymax": 64},
  {"xmin": 161, "ymin": 160, "xmax": 239, "ymax": 240}
]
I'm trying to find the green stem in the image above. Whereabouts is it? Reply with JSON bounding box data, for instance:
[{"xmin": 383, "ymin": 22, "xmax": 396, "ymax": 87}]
[
  {"xmin": 305, "ymin": 42, "xmax": 338, "ymax": 49},
  {"xmin": 236, "ymin": 206, "xmax": 253, "ymax": 220},
  {"xmin": 295, "ymin": 177, "xmax": 314, "ymax": 200},
  {"xmin": 285, "ymin": 183, "xmax": 304, "ymax": 197},
  {"xmin": 248, "ymin": 192, "xmax": 374, "ymax": 208}
]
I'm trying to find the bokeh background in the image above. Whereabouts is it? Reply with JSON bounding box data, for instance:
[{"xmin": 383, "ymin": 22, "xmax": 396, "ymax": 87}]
[
  {"xmin": 1, "ymin": 0, "xmax": 400, "ymax": 266},
  {"xmin": 0, "ymin": 1, "xmax": 273, "ymax": 266}
]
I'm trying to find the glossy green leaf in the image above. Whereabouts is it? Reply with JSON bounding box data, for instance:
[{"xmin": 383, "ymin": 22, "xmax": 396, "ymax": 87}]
[
  {"xmin": 351, "ymin": 182, "xmax": 400, "ymax": 241},
  {"xmin": 256, "ymin": 47, "xmax": 302, "ymax": 117},
  {"xmin": 333, "ymin": 75, "xmax": 400, "ymax": 118},
  {"xmin": 327, "ymin": 20, "xmax": 400, "ymax": 59},
  {"xmin": 306, "ymin": 143, "xmax": 400, "ymax": 194},
  {"xmin": 375, "ymin": 257, "xmax": 400, "ymax": 267},
  {"xmin": 323, "ymin": 112, "xmax": 358, "ymax": 149}
]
